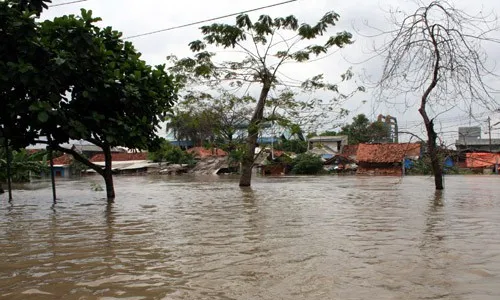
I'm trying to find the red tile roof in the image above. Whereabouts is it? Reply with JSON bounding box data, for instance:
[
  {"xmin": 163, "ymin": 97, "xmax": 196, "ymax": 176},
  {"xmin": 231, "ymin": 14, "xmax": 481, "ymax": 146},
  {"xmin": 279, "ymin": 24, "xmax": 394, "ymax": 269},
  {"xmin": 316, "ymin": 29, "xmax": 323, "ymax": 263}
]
[
  {"xmin": 466, "ymin": 152, "xmax": 500, "ymax": 168},
  {"xmin": 357, "ymin": 143, "xmax": 421, "ymax": 163},
  {"xmin": 187, "ymin": 147, "xmax": 227, "ymax": 158},
  {"xmin": 90, "ymin": 152, "xmax": 148, "ymax": 162},
  {"xmin": 341, "ymin": 145, "xmax": 358, "ymax": 158},
  {"xmin": 51, "ymin": 154, "xmax": 73, "ymax": 166}
]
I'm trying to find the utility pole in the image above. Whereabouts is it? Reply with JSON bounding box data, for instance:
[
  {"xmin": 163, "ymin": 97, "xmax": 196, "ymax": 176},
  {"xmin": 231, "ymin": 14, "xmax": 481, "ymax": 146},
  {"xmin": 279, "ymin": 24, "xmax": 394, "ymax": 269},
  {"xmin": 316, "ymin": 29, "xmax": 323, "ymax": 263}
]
[{"xmin": 487, "ymin": 117, "xmax": 492, "ymax": 152}]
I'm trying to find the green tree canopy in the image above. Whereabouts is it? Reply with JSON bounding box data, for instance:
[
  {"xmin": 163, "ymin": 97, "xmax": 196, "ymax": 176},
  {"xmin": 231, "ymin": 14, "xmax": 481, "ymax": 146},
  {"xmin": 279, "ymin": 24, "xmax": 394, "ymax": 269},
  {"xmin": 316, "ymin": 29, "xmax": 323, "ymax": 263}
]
[
  {"xmin": 171, "ymin": 11, "xmax": 358, "ymax": 186},
  {"xmin": 339, "ymin": 114, "xmax": 390, "ymax": 144},
  {"xmin": 1, "ymin": 3, "xmax": 178, "ymax": 201},
  {"xmin": 36, "ymin": 10, "xmax": 178, "ymax": 201}
]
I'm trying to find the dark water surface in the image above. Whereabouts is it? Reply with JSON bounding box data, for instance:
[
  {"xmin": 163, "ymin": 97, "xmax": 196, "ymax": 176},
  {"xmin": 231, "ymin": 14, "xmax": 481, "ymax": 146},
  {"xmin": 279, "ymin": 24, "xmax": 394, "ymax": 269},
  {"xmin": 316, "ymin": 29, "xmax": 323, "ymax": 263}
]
[{"xmin": 1, "ymin": 175, "xmax": 499, "ymax": 299}]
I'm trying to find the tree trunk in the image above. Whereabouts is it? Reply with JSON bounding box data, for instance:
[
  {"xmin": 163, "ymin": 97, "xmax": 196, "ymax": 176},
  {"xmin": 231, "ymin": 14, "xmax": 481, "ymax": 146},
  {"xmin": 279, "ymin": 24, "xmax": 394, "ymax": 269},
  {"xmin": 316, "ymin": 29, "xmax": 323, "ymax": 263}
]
[
  {"xmin": 47, "ymin": 137, "xmax": 57, "ymax": 204},
  {"xmin": 4, "ymin": 138, "xmax": 13, "ymax": 201},
  {"xmin": 419, "ymin": 109, "xmax": 444, "ymax": 190},
  {"xmin": 425, "ymin": 120, "xmax": 443, "ymax": 190},
  {"xmin": 103, "ymin": 145, "xmax": 115, "ymax": 202},
  {"xmin": 239, "ymin": 84, "xmax": 271, "ymax": 187},
  {"xmin": 50, "ymin": 143, "xmax": 116, "ymax": 202}
]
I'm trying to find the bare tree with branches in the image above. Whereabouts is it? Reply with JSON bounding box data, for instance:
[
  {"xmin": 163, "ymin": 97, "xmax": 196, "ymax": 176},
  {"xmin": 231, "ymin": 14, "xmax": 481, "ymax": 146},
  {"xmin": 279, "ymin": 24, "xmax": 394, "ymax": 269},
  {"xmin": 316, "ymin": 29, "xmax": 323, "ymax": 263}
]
[{"xmin": 376, "ymin": 0, "xmax": 500, "ymax": 189}]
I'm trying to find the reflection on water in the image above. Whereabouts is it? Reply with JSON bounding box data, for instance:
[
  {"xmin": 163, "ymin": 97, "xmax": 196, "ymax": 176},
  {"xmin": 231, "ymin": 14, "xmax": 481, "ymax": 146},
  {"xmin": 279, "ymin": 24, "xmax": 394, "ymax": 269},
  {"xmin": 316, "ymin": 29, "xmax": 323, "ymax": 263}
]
[{"xmin": 1, "ymin": 175, "xmax": 500, "ymax": 299}]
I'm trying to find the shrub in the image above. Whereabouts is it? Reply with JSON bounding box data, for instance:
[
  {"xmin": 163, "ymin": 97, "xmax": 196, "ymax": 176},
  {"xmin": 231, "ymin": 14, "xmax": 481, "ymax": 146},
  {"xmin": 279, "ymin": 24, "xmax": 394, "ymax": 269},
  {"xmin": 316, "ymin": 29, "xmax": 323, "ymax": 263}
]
[
  {"xmin": 291, "ymin": 153, "xmax": 324, "ymax": 175},
  {"xmin": 148, "ymin": 140, "xmax": 195, "ymax": 166}
]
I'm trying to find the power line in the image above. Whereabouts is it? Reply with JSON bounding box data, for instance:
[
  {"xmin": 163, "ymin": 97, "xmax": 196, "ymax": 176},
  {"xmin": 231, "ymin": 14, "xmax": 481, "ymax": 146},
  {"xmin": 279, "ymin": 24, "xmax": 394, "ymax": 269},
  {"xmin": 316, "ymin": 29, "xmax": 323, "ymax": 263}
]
[
  {"xmin": 124, "ymin": 0, "xmax": 298, "ymax": 40},
  {"xmin": 49, "ymin": 0, "xmax": 88, "ymax": 7}
]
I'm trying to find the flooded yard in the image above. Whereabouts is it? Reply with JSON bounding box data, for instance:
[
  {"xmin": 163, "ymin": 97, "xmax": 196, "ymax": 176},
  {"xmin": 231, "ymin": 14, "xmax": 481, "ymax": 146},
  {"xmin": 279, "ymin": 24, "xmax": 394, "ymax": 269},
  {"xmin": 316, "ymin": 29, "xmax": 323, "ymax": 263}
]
[{"xmin": 1, "ymin": 175, "xmax": 499, "ymax": 299}]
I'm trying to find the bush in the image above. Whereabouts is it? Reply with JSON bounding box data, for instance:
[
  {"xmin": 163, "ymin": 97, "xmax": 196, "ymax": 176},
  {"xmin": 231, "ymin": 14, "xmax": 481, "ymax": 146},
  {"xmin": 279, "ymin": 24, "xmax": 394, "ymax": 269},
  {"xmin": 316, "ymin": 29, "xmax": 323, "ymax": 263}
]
[
  {"xmin": 291, "ymin": 153, "xmax": 324, "ymax": 175},
  {"xmin": 275, "ymin": 139, "xmax": 308, "ymax": 154},
  {"xmin": 148, "ymin": 140, "xmax": 195, "ymax": 166},
  {"xmin": 0, "ymin": 149, "xmax": 49, "ymax": 182}
]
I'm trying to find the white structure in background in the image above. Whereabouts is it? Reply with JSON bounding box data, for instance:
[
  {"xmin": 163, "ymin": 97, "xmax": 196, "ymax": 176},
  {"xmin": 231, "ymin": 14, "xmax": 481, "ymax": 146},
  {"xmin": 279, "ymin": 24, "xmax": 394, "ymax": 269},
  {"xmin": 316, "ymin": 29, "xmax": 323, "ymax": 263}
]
[{"xmin": 307, "ymin": 135, "xmax": 348, "ymax": 160}]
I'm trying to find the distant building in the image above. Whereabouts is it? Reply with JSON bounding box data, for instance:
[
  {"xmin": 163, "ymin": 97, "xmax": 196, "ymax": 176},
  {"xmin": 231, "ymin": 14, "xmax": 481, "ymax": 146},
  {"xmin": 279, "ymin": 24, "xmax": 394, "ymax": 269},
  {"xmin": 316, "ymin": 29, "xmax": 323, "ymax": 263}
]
[
  {"xmin": 308, "ymin": 135, "xmax": 348, "ymax": 154},
  {"xmin": 356, "ymin": 143, "xmax": 421, "ymax": 176},
  {"xmin": 455, "ymin": 126, "xmax": 500, "ymax": 152},
  {"xmin": 88, "ymin": 152, "xmax": 159, "ymax": 174},
  {"xmin": 49, "ymin": 154, "xmax": 73, "ymax": 178}
]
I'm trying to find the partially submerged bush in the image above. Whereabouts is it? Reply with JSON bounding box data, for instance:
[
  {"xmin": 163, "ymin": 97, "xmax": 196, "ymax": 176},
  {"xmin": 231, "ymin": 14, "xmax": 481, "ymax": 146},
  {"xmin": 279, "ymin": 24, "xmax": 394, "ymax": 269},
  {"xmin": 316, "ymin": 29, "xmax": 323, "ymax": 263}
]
[
  {"xmin": 148, "ymin": 140, "xmax": 195, "ymax": 166},
  {"xmin": 291, "ymin": 153, "xmax": 324, "ymax": 175}
]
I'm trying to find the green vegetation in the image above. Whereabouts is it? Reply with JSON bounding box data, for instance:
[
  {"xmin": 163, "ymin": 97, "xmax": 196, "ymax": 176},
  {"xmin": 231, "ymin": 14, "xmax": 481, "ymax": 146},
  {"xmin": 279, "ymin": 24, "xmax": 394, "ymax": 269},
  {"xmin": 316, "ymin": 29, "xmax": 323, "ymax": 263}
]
[
  {"xmin": 148, "ymin": 140, "xmax": 196, "ymax": 166},
  {"xmin": 171, "ymin": 10, "xmax": 357, "ymax": 187},
  {"xmin": 291, "ymin": 153, "xmax": 324, "ymax": 175},
  {"xmin": 1, "ymin": 1, "xmax": 178, "ymax": 201},
  {"xmin": 339, "ymin": 114, "xmax": 390, "ymax": 144},
  {"xmin": 0, "ymin": 149, "xmax": 48, "ymax": 183},
  {"xmin": 275, "ymin": 139, "xmax": 308, "ymax": 154},
  {"xmin": 166, "ymin": 93, "xmax": 253, "ymax": 148}
]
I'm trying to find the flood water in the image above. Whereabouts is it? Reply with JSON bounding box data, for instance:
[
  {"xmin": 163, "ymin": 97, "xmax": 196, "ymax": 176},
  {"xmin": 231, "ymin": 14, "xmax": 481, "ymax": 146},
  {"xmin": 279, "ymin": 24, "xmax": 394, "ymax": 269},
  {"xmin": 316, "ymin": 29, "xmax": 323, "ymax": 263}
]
[{"xmin": 1, "ymin": 175, "xmax": 499, "ymax": 300}]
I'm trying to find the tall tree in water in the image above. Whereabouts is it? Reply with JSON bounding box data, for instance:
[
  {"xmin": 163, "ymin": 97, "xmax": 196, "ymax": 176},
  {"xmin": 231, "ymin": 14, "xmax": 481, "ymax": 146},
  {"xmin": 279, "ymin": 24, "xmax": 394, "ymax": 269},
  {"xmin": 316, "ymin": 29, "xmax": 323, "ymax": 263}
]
[
  {"xmin": 38, "ymin": 10, "xmax": 178, "ymax": 201},
  {"xmin": 376, "ymin": 1, "xmax": 499, "ymax": 189},
  {"xmin": 0, "ymin": 0, "xmax": 54, "ymax": 200},
  {"xmin": 172, "ymin": 11, "xmax": 357, "ymax": 186}
]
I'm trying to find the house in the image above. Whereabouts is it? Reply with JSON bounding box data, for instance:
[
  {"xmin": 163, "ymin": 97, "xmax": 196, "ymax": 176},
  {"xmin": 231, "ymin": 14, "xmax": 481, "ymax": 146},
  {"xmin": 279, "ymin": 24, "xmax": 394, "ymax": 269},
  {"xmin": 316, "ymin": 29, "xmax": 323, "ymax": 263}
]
[
  {"xmin": 255, "ymin": 149, "xmax": 291, "ymax": 176},
  {"xmin": 323, "ymin": 154, "xmax": 357, "ymax": 173},
  {"xmin": 186, "ymin": 147, "xmax": 228, "ymax": 158},
  {"xmin": 465, "ymin": 152, "xmax": 500, "ymax": 173},
  {"xmin": 356, "ymin": 143, "xmax": 421, "ymax": 176},
  {"xmin": 27, "ymin": 140, "xmax": 126, "ymax": 157},
  {"xmin": 341, "ymin": 144, "xmax": 359, "ymax": 161},
  {"xmin": 308, "ymin": 135, "xmax": 348, "ymax": 155},
  {"xmin": 49, "ymin": 154, "xmax": 73, "ymax": 178},
  {"xmin": 88, "ymin": 152, "xmax": 159, "ymax": 174},
  {"xmin": 455, "ymin": 126, "xmax": 500, "ymax": 152}
]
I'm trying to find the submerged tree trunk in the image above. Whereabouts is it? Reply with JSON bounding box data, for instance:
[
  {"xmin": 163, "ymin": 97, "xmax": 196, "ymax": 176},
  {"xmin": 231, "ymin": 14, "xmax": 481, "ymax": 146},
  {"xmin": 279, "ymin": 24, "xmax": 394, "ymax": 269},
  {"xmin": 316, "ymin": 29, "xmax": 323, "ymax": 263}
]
[
  {"xmin": 51, "ymin": 143, "xmax": 116, "ymax": 202},
  {"xmin": 239, "ymin": 84, "xmax": 271, "ymax": 187},
  {"xmin": 4, "ymin": 138, "xmax": 13, "ymax": 201},
  {"xmin": 423, "ymin": 118, "xmax": 444, "ymax": 190},
  {"xmin": 47, "ymin": 137, "xmax": 57, "ymax": 203},
  {"xmin": 419, "ymin": 107, "xmax": 444, "ymax": 190},
  {"xmin": 103, "ymin": 145, "xmax": 115, "ymax": 202}
]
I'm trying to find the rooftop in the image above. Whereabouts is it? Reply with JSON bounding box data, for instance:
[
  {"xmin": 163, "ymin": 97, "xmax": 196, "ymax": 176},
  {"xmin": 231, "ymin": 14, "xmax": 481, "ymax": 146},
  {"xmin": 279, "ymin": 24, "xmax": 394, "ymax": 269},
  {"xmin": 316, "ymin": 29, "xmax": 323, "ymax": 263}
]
[
  {"xmin": 357, "ymin": 143, "xmax": 421, "ymax": 163},
  {"xmin": 341, "ymin": 145, "xmax": 359, "ymax": 158},
  {"xmin": 90, "ymin": 152, "xmax": 148, "ymax": 162},
  {"xmin": 308, "ymin": 135, "xmax": 348, "ymax": 142},
  {"xmin": 186, "ymin": 147, "xmax": 227, "ymax": 158}
]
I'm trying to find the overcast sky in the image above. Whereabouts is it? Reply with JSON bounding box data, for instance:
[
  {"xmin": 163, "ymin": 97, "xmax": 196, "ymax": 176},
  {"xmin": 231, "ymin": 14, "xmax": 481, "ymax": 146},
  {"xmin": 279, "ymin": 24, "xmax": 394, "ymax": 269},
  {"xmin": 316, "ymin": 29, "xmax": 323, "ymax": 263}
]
[{"xmin": 42, "ymin": 0, "xmax": 500, "ymax": 145}]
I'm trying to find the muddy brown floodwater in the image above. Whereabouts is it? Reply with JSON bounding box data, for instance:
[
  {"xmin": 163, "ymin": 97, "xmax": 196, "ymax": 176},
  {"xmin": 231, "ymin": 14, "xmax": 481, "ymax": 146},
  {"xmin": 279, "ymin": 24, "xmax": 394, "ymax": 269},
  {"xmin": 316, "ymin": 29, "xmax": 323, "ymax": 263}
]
[{"xmin": 0, "ymin": 175, "xmax": 499, "ymax": 300}]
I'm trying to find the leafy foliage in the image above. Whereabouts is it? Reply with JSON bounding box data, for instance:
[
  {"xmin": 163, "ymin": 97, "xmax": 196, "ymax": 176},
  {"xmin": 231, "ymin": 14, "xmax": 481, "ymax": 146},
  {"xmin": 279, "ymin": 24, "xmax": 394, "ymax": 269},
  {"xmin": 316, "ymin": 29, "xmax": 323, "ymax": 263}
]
[
  {"xmin": 275, "ymin": 139, "xmax": 308, "ymax": 154},
  {"xmin": 1, "ymin": 4, "xmax": 178, "ymax": 200},
  {"xmin": 339, "ymin": 114, "xmax": 391, "ymax": 144},
  {"xmin": 148, "ymin": 140, "xmax": 195, "ymax": 166},
  {"xmin": 0, "ymin": 1, "xmax": 53, "ymax": 150},
  {"xmin": 173, "ymin": 10, "xmax": 356, "ymax": 186},
  {"xmin": 291, "ymin": 153, "xmax": 324, "ymax": 175},
  {"xmin": 39, "ymin": 10, "xmax": 177, "ymax": 151},
  {"xmin": 167, "ymin": 92, "xmax": 253, "ymax": 147},
  {"xmin": 0, "ymin": 149, "xmax": 48, "ymax": 182}
]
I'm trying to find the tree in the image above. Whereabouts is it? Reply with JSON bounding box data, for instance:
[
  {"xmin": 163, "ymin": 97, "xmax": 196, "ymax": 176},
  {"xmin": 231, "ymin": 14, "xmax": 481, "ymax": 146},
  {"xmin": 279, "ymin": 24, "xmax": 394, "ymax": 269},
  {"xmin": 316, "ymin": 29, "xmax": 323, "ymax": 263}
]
[
  {"xmin": 148, "ymin": 139, "xmax": 195, "ymax": 166},
  {"xmin": 376, "ymin": 1, "xmax": 499, "ymax": 190},
  {"xmin": 291, "ymin": 153, "xmax": 324, "ymax": 175},
  {"xmin": 166, "ymin": 92, "xmax": 253, "ymax": 148},
  {"xmin": 36, "ymin": 10, "xmax": 177, "ymax": 201},
  {"xmin": 172, "ymin": 11, "xmax": 357, "ymax": 186},
  {"xmin": 0, "ymin": 149, "xmax": 48, "ymax": 183},
  {"xmin": 0, "ymin": 0, "xmax": 56, "ymax": 200},
  {"xmin": 339, "ymin": 114, "xmax": 390, "ymax": 144}
]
